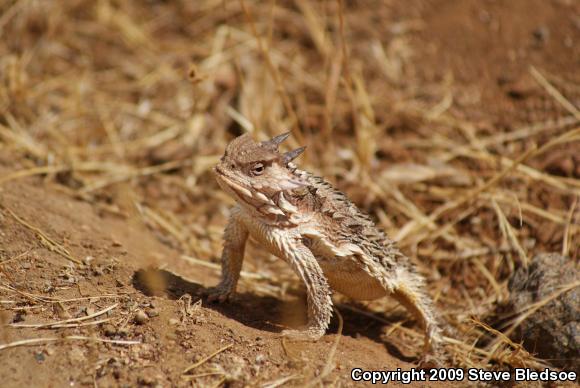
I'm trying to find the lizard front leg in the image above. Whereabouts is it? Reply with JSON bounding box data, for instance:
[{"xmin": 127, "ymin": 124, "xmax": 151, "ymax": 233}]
[
  {"xmin": 278, "ymin": 236, "xmax": 333, "ymax": 340},
  {"xmin": 207, "ymin": 208, "xmax": 248, "ymax": 303}
]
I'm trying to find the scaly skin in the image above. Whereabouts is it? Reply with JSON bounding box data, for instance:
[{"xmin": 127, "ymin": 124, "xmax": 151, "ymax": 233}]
[{"xmin": 208, "ymin": 132, "xmax": 443, "ymax": 361}]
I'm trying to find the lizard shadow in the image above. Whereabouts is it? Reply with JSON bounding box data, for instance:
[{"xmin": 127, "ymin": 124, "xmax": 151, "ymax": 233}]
[
  {"xmin": 132, "ymin": 268, "xmax": 418, "ymax": 363},
  {"xmin": 132, "ymin": 267, "xmax": 288, "ymax": 334},
  {"xmin": 334, "ymin": 302, "xmax": 418, "ymax": 363}
]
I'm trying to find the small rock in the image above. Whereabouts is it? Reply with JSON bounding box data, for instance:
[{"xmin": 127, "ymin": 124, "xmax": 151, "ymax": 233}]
[
  {"xmin": 532, "ymin": 26, "xmax": 550, "ymax": 44},
  {"xmin": 12, "ymin": 311, "xmax": 26, "ymax": 323},
  {"xmin": 137, "ymin": 371, "xmax": 163, "ymax": 387},
  {"xmin": 134, "ymin": 310, "xmax": 148, "ymax": 325},
  {"xmin": 53, "ymin": 303, "xmax": 71, "ymax": 319},
  {"xmin": 103, "ymin": 324, "xmax": 117, "ymax": 337},
  {"xmin": 146, "ymin": 309, "xmax": 159, "ymax": 318},
  {"xmin": 168, "ymin": 318, "xmax": 180, "ymax": 326},
  {"xmin": 83, "ymin": 256, "xmax": 94, "ymax": 265},
  {"xmin": 34, "ymin": 352, "xmax": 45, "ymax": 363},
  {"xmin": 502, "ymin": 253, "xmax": 579, "ymax": 373}
]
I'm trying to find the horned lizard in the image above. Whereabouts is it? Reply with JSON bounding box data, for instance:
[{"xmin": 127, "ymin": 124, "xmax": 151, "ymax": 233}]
[{"xmin": 209, "ymin": 132, "xmax": 442, "ymax": 361}]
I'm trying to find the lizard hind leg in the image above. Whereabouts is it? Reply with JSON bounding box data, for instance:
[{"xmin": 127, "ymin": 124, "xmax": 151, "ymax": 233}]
[{"xmin": 387, "ymin": 271, "xmax": 442, "ymax": 360}]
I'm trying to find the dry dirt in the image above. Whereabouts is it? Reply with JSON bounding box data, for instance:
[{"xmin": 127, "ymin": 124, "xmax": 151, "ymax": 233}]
[{"xmin": 0, "ymin": 0, "xmax": 579, "ymax": 387}]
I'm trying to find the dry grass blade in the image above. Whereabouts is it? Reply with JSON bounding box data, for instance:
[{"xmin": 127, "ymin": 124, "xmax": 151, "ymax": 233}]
[
  {"xmin": 2, "ymin": 208, "xmax": 81, "ymax": 265},
  {"xmin": 0, "ymin": 336, "xmax": 140, "ymax": 351},
  {"xmin": 562, "ymin": 196, "xmax": 578, "ymax": 257},
  {"xmin": 529, "ymin": 66, "xmax": 580, "ymax": 120},
  {"xmin": 80, "ymin": 159, "xmax": 191, "ymax": 193},
  {"xmin": 471, "ymin": 319, "xmax": 534, "ymax": 367},
  {"xmin": 0, "ymin": 165, "xmax": 66, "ymax": 186},
  {"xmin": 40, "ymin": 318, "xmax": 112, "ymax": 329},
  {"xmin": 397, "ymin": 145, "xmax": 538, "ymax": 241},
  {"xmin": 182, "ymin": 343, "xmax": 234, "ymax": 374},
  {"xmin": 262, "ymin": 374, "xmax": 301, "ymax": 388},
  {"xmin": 0, "ymin": 250, "xmax": 31, "ymax": 266},
  {"xmin": 10, "ymin": 303, "xmax": 118, "ymax": 329},
  {"xmin": 0, "ymin": 284, "xmax": 128, "ymax": 304},
  {"xmin": 473, "ymin": 259, "xmax": 503, "ymax": 299},
  {"xmin": 491, "ymin": 198, "xmax": 529, "ymax": 268}
]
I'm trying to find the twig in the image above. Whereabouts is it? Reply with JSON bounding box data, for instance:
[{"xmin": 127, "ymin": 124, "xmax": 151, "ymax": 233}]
[
  {"xmin": 0, "ymin": 284, "xmax": 128, "ymax": 304},
  {"xmin": 1, "ymin": 208, "xmax": 81, "ymax": 265},
  {"xmin": 491, "ymin": 198, "xmax": 529, "ymax": 268},
  {"xmin": 181, "ymin": 371, "xmax": 225, "ymax": 380},
  {"xmin": 0, "ymin": 336, "xmax": 140, "ymax": 351},
  {"xmin": 562, "ymin": 196, "xmax": 578, "ymax": 257},
  {"xmin": 182, "ymin": 343, "xmax": 234, "ymax": 374},
  {"xmin": 10, "ymin": 303, "xmax": 118, "ymax": 328},
  {"xmin": 397, "ymin": 145, "xmax": 538, "ymax": 241},
  {"xmin": 262, "ymin": 374, "xmax": 301, "ymax": 388},
  {"xmin": 42, "ymin": 318, "xmax": 112, "ymax": 329},
  {"xmin": 529, "ymin": 66, "xmax": 580, "ymax": 120},
  {"xmin": 0, "ymin": 250, "xmax": 31, "ymax": 266},
  {"xmin": 80, "ymin": 159, "xmax": 190, "ymax": 193}
]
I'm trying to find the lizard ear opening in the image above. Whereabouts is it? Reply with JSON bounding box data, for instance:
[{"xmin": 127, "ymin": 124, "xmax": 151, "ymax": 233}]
[
  {"xmin": 282, "ymin": 146, "xmax": 306, "ymax": 164},
  {"xmin": 261, "ymin": 131, "xmax": 291, "ymax": 150}
]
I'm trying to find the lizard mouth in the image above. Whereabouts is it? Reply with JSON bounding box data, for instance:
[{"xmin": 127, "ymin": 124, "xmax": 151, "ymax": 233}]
[
  {"xmin": 214, "ymin": 168, "xmax": 288, "ymax": 220},
  {"xmin": 214, "ymin": 168, "xmax": 257, "ymax": 206}
]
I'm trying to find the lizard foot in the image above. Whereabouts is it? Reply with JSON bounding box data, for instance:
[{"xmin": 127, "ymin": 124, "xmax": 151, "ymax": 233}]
[
  {"xmin": 205, "ymin": 286, "xmax": 235, "ymax": 303},
  {"xmin": 417, "ymin": 352, "xmax": 444, "ymax": 369},
  {"xmin": 281, "ymin": 326, "xmax": 325, "ymax": 341}
]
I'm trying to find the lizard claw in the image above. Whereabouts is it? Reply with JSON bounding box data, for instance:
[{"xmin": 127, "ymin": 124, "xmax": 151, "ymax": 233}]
[
  {"xmin": 281, "ymin": 326, "xmax": 325, "ymax": 341},
  {"xmin": 205, "ymin": 286, "xmax": 235, "ymax": 303},
  {"xmin": 417, "ymin": 352, "xmax": 444, "ymax": 369}
]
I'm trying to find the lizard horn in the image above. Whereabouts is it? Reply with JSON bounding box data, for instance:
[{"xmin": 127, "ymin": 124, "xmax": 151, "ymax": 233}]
[
  {"xmin": 282, "ymin": 146, "xmax": 306, "ymax": 164},
  {"xmin": 262, "ymin": 131, "xmax": 291, "ymax": 149}
]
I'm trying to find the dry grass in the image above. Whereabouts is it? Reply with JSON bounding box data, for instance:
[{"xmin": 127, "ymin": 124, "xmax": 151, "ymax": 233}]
[{"xmin": 0, "ymin": 0, "xmax": 578, "ymax": 374}]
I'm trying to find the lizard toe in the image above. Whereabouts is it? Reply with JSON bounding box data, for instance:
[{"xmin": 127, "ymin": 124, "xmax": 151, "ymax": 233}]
[{"xmin": 205, "ymin": 287, "xmax": 234, "ymax": 303}]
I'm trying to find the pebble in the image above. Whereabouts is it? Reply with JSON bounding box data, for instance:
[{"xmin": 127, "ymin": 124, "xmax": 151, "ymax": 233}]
[
  {"xmin": 34, "ymin": 352, "xmax": 45, "ymax": 363},
  {"xmin": 532, "ymin": 26, "xmax": 550, "ymax": 43},
  {"xmin": 103, "ymin": 323, "xmax": 117, "ymax": 337},
  {"xmin": 134, "ymin": 309, "xmax": 148, "ymax": 325}
]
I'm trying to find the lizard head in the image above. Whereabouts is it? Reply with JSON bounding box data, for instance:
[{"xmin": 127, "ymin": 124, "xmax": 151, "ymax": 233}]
[{"xmin": 214, "ymin": 132, "xmax": 307, "ymax": 218}]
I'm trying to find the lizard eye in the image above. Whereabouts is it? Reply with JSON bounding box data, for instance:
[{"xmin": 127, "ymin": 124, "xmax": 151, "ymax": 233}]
[{"xmin": 251, "ymin": 163, "xmax": 265, "ymax": 176}]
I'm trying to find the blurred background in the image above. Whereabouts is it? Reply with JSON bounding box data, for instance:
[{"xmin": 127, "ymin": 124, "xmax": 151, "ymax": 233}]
[{"xmin": 0, "ymin": 0, "xmax": 579, "ymax": 385}]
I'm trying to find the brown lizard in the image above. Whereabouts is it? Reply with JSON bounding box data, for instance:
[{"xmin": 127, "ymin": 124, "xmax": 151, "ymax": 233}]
[{"xmin": 208, "ymin": 132, "xmax": 442, "ymax": 361}]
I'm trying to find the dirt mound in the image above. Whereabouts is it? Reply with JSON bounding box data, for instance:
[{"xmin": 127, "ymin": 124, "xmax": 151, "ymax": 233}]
[{"xmin": 1, "ymin": 174, "xmax": 423, "ymax": 387}]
